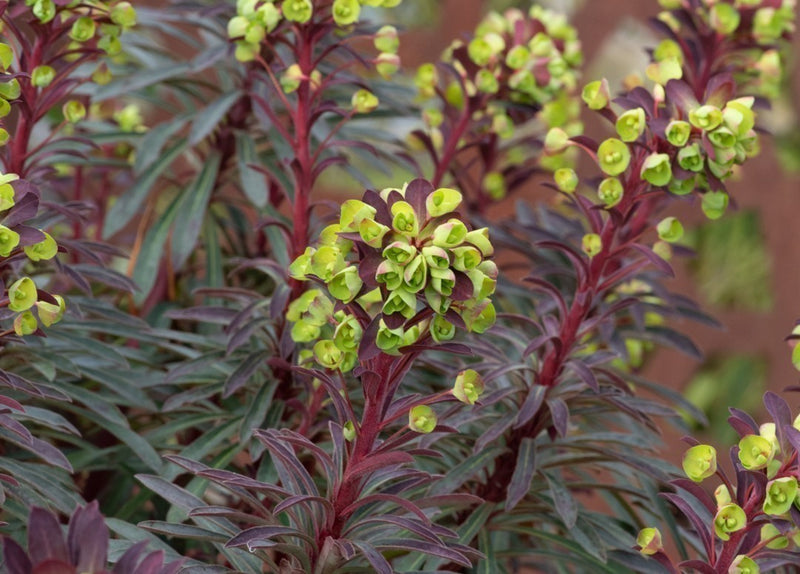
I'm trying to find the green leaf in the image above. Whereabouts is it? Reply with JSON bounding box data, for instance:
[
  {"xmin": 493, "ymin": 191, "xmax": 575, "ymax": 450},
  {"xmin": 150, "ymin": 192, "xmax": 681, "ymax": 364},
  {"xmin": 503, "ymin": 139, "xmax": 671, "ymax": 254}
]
[
  {"xmin": 429, "ymin": 447, "xmax": 504, "ymax": 496},
  {"xmin": 170, "ymin": 152, "xmax": 222, "ymax": 269},
  {"xmin": 506, "ymin": 437, "xmax": 537, "ymax": 511},
  {"xmin": 131, "ymin": 189, "xmax": 183, "ymax": 304},
  {"xmin": 134, "ymin": 115, "xmax": 189, "ymax": 175},
  {"xmin": 104, "ymin": 138, "xmax": 186, "ymax": 239},
  {"xmin": 190, "ymin": 91, "xmax": 241, "ymax": 145}
]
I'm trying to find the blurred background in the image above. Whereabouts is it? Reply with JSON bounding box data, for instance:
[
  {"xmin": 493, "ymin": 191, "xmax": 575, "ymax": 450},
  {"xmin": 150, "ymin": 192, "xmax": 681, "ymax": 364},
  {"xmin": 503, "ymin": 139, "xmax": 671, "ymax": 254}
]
[{"xmin": 381, "ymin": 0, "xmax": 800, "ymax": 449}]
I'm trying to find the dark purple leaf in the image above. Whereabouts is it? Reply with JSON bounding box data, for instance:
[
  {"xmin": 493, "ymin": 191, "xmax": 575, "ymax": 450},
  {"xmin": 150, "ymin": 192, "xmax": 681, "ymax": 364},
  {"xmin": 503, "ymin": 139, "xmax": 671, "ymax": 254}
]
[
  {"xmin": 166, "ymin": 306, "xmax": 238, "ymax": 323},
  {"xmin": 785, "ymin": 426, "xmax": 800, "ymax": 454},
  {"xmin": 665, "ymin": 79, "xmax": 699, "ymax": 114},
  {"xmin": 566, "ymin": 361, "xmax": 598, "ymax": 392},
  {"xmin": 404, "ymin": 179, "xmax": 434, "ymax": 221},
  {"xmin": 3, "ymin": 193, "xmax": 39, "ymax": 228},
  {"xmin": 375, "ymin": 539, "xmax": 471, "ymax": 567},
  {"xmin": 627, "ymin": 243, "xmax": 675, "ymax": 277},
  {"xmin": 347, "ymin": 451, "xmax": 414, "ymax": 478},
  {"xmin": 28, "ymin": 507, "xmax": 70, "ymax": 563},
  {"xmin": 273, "ymin": 495, "xmax": 334, "ymax": 517},
  {"xmin": 2, "ymin": 537, "xmax": 32, "ymax": 574},
  {"xmin": 68, "ymin": 502, "xmax": 108, "ymax": 572},
  {"xmin": 764, "ymin": 392, "xmax": 792, "ymax": 449},
  {"xmin": 225, "ymin": 526, "xmax": 302, "ymax": 550},
  {"xmin": 223, "ymin": 350, "xmax": 270, "ymax": 397},
  {"xmin": 515, "ymin": 384, "xmax": 547, "ymax": 429},
  {"xmin": 544, "ymin": 472, "xmax": 577, "ymax": 529},
  {"xmin": 661, "ymin": 493, "xmax": 713, "ymax": 556},
  {"xmin": 13, "ymin": 225, "xmax": 46, "ymax": 245},
  {"xmin": 728, "ymin": 408, "xmax": 759, "ymax": 436},
  {"xmin": 506, "ymin": 437, "xmax": 537, "ymax": 511},
  {"xmin": 548, "ymin": 398, "xmax": 569, "ymax": 437},
  {"xmin": 352, "ymin": 541, "xmax": 393, "ymax": 574}
]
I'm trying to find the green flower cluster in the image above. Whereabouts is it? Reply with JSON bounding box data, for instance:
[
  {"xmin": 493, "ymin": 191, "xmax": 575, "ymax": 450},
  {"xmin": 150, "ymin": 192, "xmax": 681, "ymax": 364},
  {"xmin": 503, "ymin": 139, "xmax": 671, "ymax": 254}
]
[
  {"xmin": 22, "ymin": 1, "xmax": 136, "ymax": 57},
  {"xmin": 0, "ymin": 170, "xmax": 65, "ymax": 337},
  {"xmin": 286, "ymin": 289, "xmax": 361, "ymax": 372},
  {"xmin": 417, "ymin": 6, "xmax": 581, "ymax": 118},
  {"xmin": 289, "ymin": 180, "xmax": 496, "ymax": 360},
  {"xmin": 657, "ymin": 0, "xmax": 795, "ymax": 98},
  {"xmin": 229, "ymin": 0, "xmax": 402, "ymax": 63}
]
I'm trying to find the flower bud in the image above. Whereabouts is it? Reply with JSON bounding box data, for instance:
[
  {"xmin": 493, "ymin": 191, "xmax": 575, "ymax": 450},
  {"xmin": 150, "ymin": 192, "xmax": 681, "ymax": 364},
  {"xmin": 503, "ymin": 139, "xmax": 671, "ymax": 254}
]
[
  {"xmin": 0, "ymin": 99, "xmax": 9, "ymax": 119},
  {"xmin": 340, "ymin": 199, "xmax": 377, "ymax": 232},
  {"xmin": 432, "ymin": 219, "xmax": 468, "ymax": 249},
  {"xmin": 466, "ymin": 301, "xmax": 495, "ymax": 333},
  {"xmin": 581, "ymin": 79, "xmax": 610, "ymax": 110},
  {"xmin": 332, "ymin": 0, "xmax": 360, "ymax": 26},
  {"xmin": 111, "ymin": 2, "xmax": 137, "ymax": 29},
  {"xmin": 0, "ymin": 177, "xmax": 16, "ymax": 211},
  {"xmin": 760, "ymin": 523, "xmax": 788, "ymax": 550},
  {"xmin": 0, "ymin": 224, "xmax": 20, "ymax": 256},
  {"xmin": 763, "ymin": 477, "xmax": 797, "ymax": 515},
  {"xmin": 453, "ymin": 369, "xmax": 484, "ymax": 405},
  {"xmin": 646, "ymin": 57, "xmax": 682, "ymax": 85},
  {"xmin": 482, "ymin": 172, "xmax": 505, "ymax": 199},
  {"xmin": 424, "ymin": 286, "xmax": 450, "ymax": 315},
  {"xmin": 256, "ymin": 3, "xmax": 281, "ymax": 31},
  {"xmin": 0, "ymin": 78, "xmax": 20, "ymax": 101},
  {"xmin": 31, "ymin": 65, "xmax": 56, "ymax": 88},
  {"xmin": 431, "ymin": 314, "xmax": 455, "ymax": 342},
  {"xmin": 641, "ymin": 153, "xmax": 672, "ymax": 187},
  {"xmin": 235, "ymin": 42, "xmax": 259, "ymax": 63},
  {"xmin": 358, "ymin": 218, "xmax": 389, "ymax": 248},
  {"xmin": 328, "ymin": 266, "xmax": 362, "ymax": 303},
  {"xmin": 506, "ymin": 45, "xmax": 530, "ymax": 70},
  {"xmin": 383, "ymin": 240, "xmax": 416, "ymax": 266},
  {"xmin": 36, "ymin": 295, "xmax": 67, "ymax": 327},
  {"xmin": 598, "ymin": 177, "xmax": 623, "ymax": 208},
  {"xmin": 374, "ymin": 25, "xmax": 399, "ymax": 54},
  {"xmin": 403, "ymin": 254, "xmax": 427, "ymax": 293},
  {"xmin": 702, "ymin": 191, "xmax": 729, "ymax": 220},
  {"xmin": 665, "ymin": 120, "xmax": 692, "ymax": 147},
  {"xmin": 310, "ymin": 246, "xmax": 346, "ymax": 281},
  {"xmin": 92, "ymin": 63, "xmax": 113, "ymax": 85},
  {"xmin": 669, "ymin": 176, "xmax": 695, "ymax": 196},
  {"xmin": 677, "ymin": 143, "xmax": 704, "ymax": 172},
  {"xmin": 753, "ymin": 7, "xmax": 788, "ymax": 43},
  {"xmin": 376, "ymin": 320, "xmax": 404, "ymax": 354},
  {"xmin": 8, "ymin": 277, "xmax": 37, "ymax": 312},
  {"xmin": 70, "ymin": 16, "xmax": 97, "ymax": 43},
  {"xmin": 597, "ymin": 138, "xmax": 631, "ymax": 176},
  {"xmin": 656, "ymin": 217, "xmax": 683, "ymax": 243},
  {"xmin": 475, "ymin": 69, "xmax": 499, "ymax": 94},
  {"xmin": 616, "ymin": 108, "xmax": 646, "ymax": 142},
  {"xmin": 451, "ymin": 245, "xmax": 482, "ymax": 272},
  {"xmin": 115, "ymin": 104, "xmax": 144, "ymax": 132},
  {"xmin": 314, "ymin": 339, "xmax": 343, "ymax": 369},
  {"xmin": 14, "ymin": 310, "xmax": 38, "ymax": 336},
  {"xmin": 738, "ymin": 434, "xmax": 775, "ymax": 470},
  {"xmin": 280, "ymin": 64, "xmax": 303, "ymax": 93},
  {"xmin": 24, "ymin": 231, "xmax": 58, "ymax": 261},
  {"xmin": 545, "ymin": 128, "xmax": 570, "ymax": 154},
  {"xmin": 289, "ymin": 247, "xmax": 314, "ymax": 279},
  {"xmin": 682, "ymin": 444, "xmax": 717, "ymax": 482},
  {"xmin": 690, "ymin": 105, "xmax": 723, "ymax": 131},
  {"xmin": 710, "ymin": 4, "xmax": 740, "ymax": 35},
  {"xmin": 426, "ymin": 187, "xmax": 462, "ymax": 218},
  {"xmin": 729, "ymin": 555, "xmax": 760, "ymax": 574},
  {"xmin": 415, "ymin": 63, "xmax": 438, "ymax": 98},
  {"xmin": 376, "ymin": 260, "xmax": 404, "ymax": 290},
  {"xmin": 343, "ymin": 421, "xmax": 356, "ymax": 442},
  {"xmin": 333, "ymin": 314, "xmax": 362, "ymax": 352},
  {"xmin": 430, "ymin": 267, "xmax": 455, "ymax": 297},
  {"xmin": 652, "ymin": 240, "xmax": 672, "ymax": 261},
  {"xmin": 0, "ymin": 44, "xmax": 12, "ymax": 71},
  {"xmin": 714, "ymin": 484, "xmax": 732, "ymax": 507},
  {"xmin": 654, "ymin": 39, "xmax": 683, "ymax": 64},
  {"xmin": 375, "ymin": 52, "xmax": 400, "ymax": 79},
  {"xmin": 636, "ymin": 527, "xmax": 663, "ymax": 556},
  {"xmin": 554, "ymin": 168, "xmax": 578, "ymax": 193},
  {"xmin": 33, "ymin": 0, "xmax": 56, "ymax": 23},
  {"xmin": 283, "ymin": 0, "xmax": 313, "ymax": 23},
  {"xmin": 351, "ymin": 89, "xmax": 378, "ymax": 114},
  {"xmin": 409, "ymin": 405, "xmax": 437, "ymax": 433},
  {"xmin": 422, "ymin": 245, "xmax": 450, "ymax": 270},
  {"xmin": 291, "ymin": 319, "xmax": 321, "ymax": 343},
  {"xmin": 467, "ymin": 37, "xmax": 493, "ymax": 67},
  {"xmin": 581, "ymin": 233, "xmax": 602, "ymax": 258},
  {"xmin": 382, "ymin": 288, "xmax": 417, "ymax": 319},
  {"xmin": 714, "ymin": 503, "xmax": 747, "ymax": 541}
]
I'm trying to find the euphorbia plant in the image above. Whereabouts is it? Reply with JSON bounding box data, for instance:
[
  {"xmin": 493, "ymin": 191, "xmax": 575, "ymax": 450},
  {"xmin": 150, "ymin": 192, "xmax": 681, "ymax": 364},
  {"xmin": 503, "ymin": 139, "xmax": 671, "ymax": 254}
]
[{"xmin": 0, "ymin": 0, "xmax": 797, "ymax": 572}]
